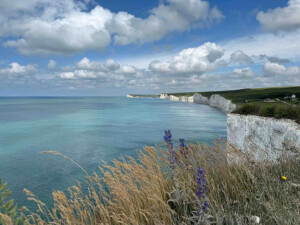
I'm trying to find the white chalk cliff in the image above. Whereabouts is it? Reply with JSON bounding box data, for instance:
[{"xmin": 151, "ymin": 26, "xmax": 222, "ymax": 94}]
[
  {"xmin": 227, "ymin": 114, "xmax": 300, "ymax": 160},
  {"xmin": 160, "ymin": 93, "xmax": 237, "ymax": 113},
  {"xmin": 160, "ymin": 94, "xmax": 170, "ymax": 100},
  {"xmin": 132, "ymin": 93, "xmax": 299, "ymax": 158}
]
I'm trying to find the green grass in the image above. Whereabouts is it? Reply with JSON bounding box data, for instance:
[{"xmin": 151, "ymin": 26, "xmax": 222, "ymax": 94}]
[{"xmin": 167, "ymin": 86, "xmax": 300, "ymax": 104}]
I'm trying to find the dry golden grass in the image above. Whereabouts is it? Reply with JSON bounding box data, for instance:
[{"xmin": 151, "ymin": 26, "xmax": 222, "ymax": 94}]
[{"xmin": 18, "ymin": 141, "xmax": 300, "ymax": 225}]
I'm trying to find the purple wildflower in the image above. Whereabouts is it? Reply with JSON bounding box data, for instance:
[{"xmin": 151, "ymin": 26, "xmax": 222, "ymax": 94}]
[
  {"xmin": 196, "ymin": 166, "xmax": 208, "ymax": 212},
  {"xmin": 202, "ymin": 200, "xmax": 208, "ymax": 211},
  {"xmin": 164, "ymin": 130, "xmax": 173, "ymax": 149},
  {"xmin": 179, "ymin": 138, "xmax": 186, "ymax": 148}
]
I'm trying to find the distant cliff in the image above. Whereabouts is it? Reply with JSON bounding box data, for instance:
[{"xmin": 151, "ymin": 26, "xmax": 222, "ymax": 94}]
[
  {"xmin": 159, "ymin": 93, "xmax": 237, "ymax": 113},
  {"xmin": 127, "ymin": 94, "xmax": 159, "ymax": 98}
]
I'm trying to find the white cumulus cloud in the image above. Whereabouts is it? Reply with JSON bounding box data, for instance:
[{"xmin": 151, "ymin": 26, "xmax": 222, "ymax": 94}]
[
  {"xmin": 263, "ymin": 62, "xmax": 300, "ymax": 76},
  {"xmin": 0, "ymin": 62, "xmax": 37, "ymax": 75},
  {"xmin": 257, "ymin": 0, "xmax": 300, "ymax": 32},
  {"xmin": 1, "ymin": 0, "xmax": 223, "ymax": 55},
  {"xmin": 149, "ymin": 42, "xmax": 224, "ymax": 75}
]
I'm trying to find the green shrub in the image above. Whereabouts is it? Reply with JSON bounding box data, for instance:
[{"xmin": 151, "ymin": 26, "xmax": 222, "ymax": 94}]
[
  {"xmin": 275, "ymin": 106, "xmax": 300, "ymax": 123},
  {"xmin": 234, "ymin": 103, "xmax": 300, "ymax": 123},
  {"xmin": 233, "ymin": 103, "xmax": 259, "ymax": 115},
  {"xmin": 0, "ymin": 178, "xmax": 24, "ymax": 225},
  {"xmin": 259, "ymin": 105, "xmax": 276, "ymax": 117}
]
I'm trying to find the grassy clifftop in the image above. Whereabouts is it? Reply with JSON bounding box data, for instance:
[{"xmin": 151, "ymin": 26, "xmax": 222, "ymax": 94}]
[
  {"xmin": 168, "ymin": 86, "xmax": 300, "ymax": 122},
  {"xmin": 167, "ymin": 86, "xmax": 300, "ymax": 104}
]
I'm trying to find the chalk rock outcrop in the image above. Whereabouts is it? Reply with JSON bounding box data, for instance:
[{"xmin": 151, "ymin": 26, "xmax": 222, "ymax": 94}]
[
  {"xmin": 180, "ymin": 96, "xmax": 188, "ymax": 102},
  {"xmin": 188, "ymin": 96, "xmax": 194, "ymax": 102},
  {"xmin": 208, "ymin": 94, "xmax": 237, "ymax": 113},
  {"xmin": 169, "ymin": 95, "xmax": 180, "ymax": 101},
  {"xmin": 160, "ymin": 94, "xmax": 170, "ymax": 99},
  {"xmin": 227, "ymin": 114, "xmax": 300, "ymax": 160},
  {"xmin": 193, "ymin": 93, "xmax": 209, "ymax": 104},
  {"xmin": 193, "ymin": 93, "xmax": 237, "ymax": 113}
]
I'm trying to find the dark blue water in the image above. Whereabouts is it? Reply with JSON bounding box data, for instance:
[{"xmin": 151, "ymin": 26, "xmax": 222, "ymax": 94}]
[{"xmin": 0, "ymin": 97, "xmax": 226, "ymax": 207}]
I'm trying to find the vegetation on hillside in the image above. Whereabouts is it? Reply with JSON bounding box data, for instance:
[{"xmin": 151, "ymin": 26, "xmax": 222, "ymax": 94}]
[
  {"xmin": 167, "ymin": 86, "xmax": 300, "ymax": 104},
  {"xmin": 167, "ymin": 86, "xmax": 300, "ymax": 122},
  {"xmin": 1, "ymin": 131, "xmax": 299, "ymax": 225},
  {"xmin": 128, "ymin": 94, "xmax": 160, "ymax": 98},
  {"xmin": 233, "ymin": 103, "xmax": 300, "ymax": 123}
]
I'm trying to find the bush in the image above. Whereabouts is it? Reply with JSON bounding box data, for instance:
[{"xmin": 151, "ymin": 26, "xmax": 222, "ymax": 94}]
[
  {"xmin": 234, "ymin": 103, "xmax": 300, "ymax": 123},
  {"xmin": 259, "ymin": 105, "xmax": 276, "ymax": 117},
  {"xmin": 233, "ymin": 103, "xmax": 259, "ymax": 115},
  {"xmin": 274, "ymin": 105, "xmax": 300, "ymax": 122}
]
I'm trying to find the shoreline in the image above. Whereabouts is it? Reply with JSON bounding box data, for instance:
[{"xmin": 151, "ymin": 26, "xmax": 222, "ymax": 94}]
[{"xmin": 128, "ymin": 93, "xmax": 238, "ymax": 114}]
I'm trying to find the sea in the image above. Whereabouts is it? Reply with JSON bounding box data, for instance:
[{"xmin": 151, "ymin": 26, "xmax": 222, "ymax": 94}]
[{"xmin": 0, "ymin": 97, "xmax": 226, "ymax": 208}]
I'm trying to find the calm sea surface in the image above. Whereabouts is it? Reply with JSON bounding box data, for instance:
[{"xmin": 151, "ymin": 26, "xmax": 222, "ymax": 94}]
[{"xmin": 0, "ymin": 97, "xmax": 226, "ymax": 207}]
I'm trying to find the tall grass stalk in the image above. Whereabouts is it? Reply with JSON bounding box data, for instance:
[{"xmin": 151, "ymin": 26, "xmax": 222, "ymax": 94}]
[{"xmin": 18, "ymin": 141, "xmax": 300, "ymax": 225}]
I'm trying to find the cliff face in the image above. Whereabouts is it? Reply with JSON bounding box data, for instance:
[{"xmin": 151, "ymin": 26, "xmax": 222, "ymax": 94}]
[
  {"xmin": 160, "ymin": 93, "xmax": 237, "ymax": 113},
  {"xmin": 209, "ymin": 94, "xmax": 238, "ymax": 113},
  {"xmin": 227, "ymin": 114, "xmax": 300, "ymax": 160},
  {"xmin": 193, "ymin": 93, "xmax": 237, "ymax": 113},
  {"xmin": 169, "ymin": 95, "xmax": 180, "ymax": 101},
  {"xmin": 160, "ymin": 94, "xmax": 169, "ymax": 100},
  {"xmin": 193, "ymin": 93, "xmax": 209, "ymax": 104}
]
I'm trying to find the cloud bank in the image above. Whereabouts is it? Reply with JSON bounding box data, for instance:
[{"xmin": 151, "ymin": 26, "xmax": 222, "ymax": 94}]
[
  {"xmin": 1, "ymin": 41, "xmax": 299, "ymax": 94},
  {"xmin": 0, "ymin": 0, "xmax": 223, "ymax": 55}
]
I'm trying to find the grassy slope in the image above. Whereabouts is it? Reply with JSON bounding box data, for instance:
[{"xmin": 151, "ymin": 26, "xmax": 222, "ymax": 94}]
[
  {"xmin": 167, "ymin": 86, "xmax": 300, "ymax": 104},
  {"xmin": 128, "ymin": 94, "xmax": 160, "ymax": 98}
]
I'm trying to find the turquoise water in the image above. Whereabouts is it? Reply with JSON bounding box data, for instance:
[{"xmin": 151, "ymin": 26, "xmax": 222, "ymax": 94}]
[{"xmin": 0, "ymin": 97, "xmax": 226, "ymax": 207}]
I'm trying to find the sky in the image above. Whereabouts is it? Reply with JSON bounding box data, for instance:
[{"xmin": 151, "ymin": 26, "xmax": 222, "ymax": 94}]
[{"xmin": 0, "ymin": 0, "xmax": 300, "ymax": 96}]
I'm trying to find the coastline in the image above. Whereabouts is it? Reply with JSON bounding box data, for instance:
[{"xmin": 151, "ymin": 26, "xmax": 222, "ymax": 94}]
[
  {"xmin": 129, "ymin": 93, "xmax": 238, "ymax": 114},
  {"xmin": 127, "ymin": 93, "xmax": 300, "ymax": 157}
]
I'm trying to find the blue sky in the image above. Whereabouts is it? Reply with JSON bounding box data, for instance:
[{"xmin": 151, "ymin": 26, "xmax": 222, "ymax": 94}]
[{"xmin": 0, "ymin": 0, "xmax": 299, "ymax": 96}]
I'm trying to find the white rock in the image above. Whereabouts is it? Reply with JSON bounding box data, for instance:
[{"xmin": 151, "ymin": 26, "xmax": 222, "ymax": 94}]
[
  {"xmin": 227, "ymin": 114, "xmax": 300, "ymax": 161},
  {"xmin": 160, "ymin": 94, "xmax": 170, "ymax": 99},
  {"xmin": 192, "ymin": 93, "xmax": 237, "ymax": 113},
  {"xmin": 169, "ymin": 95, "xmax": 180, "ymax": 101},
  {"xmin": 180, "ymin": 96, "xmax": 188, "ymax": 102},
  {"xmin": 193, "ymin": 93, "xmax": 209, "ymax": 104},
  {"xmin": 188, "ymin": 96, "xmax": 194, "ymax": 103},
  {"xmin": 250, "ymin": 216, "xmax": 260, "ymax": 224},
  {"xmin": 208, "ymin": 94, "xmax": 237, "ymax": 113},
  {"xmin": 291, "ymin": 183, "xmax": 300, "ymax": 188}
]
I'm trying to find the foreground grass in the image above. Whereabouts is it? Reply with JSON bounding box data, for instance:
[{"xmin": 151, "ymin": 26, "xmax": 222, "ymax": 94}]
[{"xmin": 1, "ymin": 138, "xmax": 300, "ymax": 224}]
